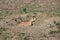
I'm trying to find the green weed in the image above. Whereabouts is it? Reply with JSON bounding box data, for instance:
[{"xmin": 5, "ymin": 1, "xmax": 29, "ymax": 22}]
[
  {"xmin": 23, "ymin": 36, "xmax": 29, "ymax": 40},
  {"xmin": 0, "ymin": 27, "xmax": 6, "ymax": 34},
  {"xmin": 20, "ymin": 7, "xmax": 29, "ymax": 14}
]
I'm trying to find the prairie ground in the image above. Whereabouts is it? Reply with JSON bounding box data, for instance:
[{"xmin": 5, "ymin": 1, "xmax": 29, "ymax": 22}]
[{"xmin": 0, "ymin": 0, "xmax": 60, "ymax": 40}]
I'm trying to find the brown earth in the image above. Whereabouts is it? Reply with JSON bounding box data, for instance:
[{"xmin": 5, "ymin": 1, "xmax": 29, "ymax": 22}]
[{"xmin": 0, "ymin": 0, "xmax": 60, "ymax": 40}]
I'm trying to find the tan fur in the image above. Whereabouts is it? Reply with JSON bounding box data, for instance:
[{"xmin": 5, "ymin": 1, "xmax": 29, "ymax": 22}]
[{"xmin": 18, "ymin": 17, "xmax": 36, "ymax": 27}]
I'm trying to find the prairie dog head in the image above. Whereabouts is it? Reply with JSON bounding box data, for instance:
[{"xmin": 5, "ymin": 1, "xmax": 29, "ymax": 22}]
[
  {"xmin": 33, "ymin": 16, "xmax": 36, "ymax": 20},
  {"xmin": 30, "ymin": 16, "xmax": 36, "ymax": 22}
]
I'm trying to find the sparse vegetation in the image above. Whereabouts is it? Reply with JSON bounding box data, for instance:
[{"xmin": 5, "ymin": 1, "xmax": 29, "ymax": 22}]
[
  {"xmin": 20, "ymin": 33, "xmax": 26, "ymax": 36},
  {"xmin": 53, "ymin": 21, "xmax": 60, "ymax": 32},
  {"xmin": 42, "ymin": 35, "xmax": 47, "ymax": 37},
  {"xmin": 20, "ymin": 7, "xmax": 29, "ymax": 14},
  {"xmin": 49, "ymin": 21, "xmax": 60, "ymax": 35},
  {"xmin": 40, "ymin": 39, "xmax": 44, "ymax": 40},
  {"xmin": 23, "ymin": 36, "xmax": 29, "ymax": 40},
  {"xmin": 0, "ymin": 13, "xmax": 3, "ymax": 20},
  {"xmin": 0, "ymin": 27, "xmax": 6, "ymax": 34},
  {"xmin": 23, "ymin": 8, "xmax": 28, "ymax": 13},
  {"xmin": 0, "ymin": 27, "xmax": 10, "ymax": 40},
  {"xmin": 4, "ymin": 10, "xmax": 12, "ymax": 16},
  {"xmin": 0, "ymin": 0, "xmax": 60, "ymax": 40},
  {"xmin": 53, "ymin": 21, "xmax": 56, "ymax": 24},
  {"xmin": 3, "ymin": 34, "xmax": 9, "ymax": 40},
  {"xmin": 20, "ymin": 6, "xmax": 60, "ymax": 17},
  {"xmin": 0, "ymin": 10, "xmax": 12, "ymax": 20},
  {"xmin": 49, "ymin": 24, "xmax": 54, "ymax": 28},
  {"xmin": 14, "ymin": 17, "xmax": 23, "ymax": 24},
  {"xmin": 18, "ymin": 33, "xmax": 31, "ymax": 40},
  {"xmin": 56, "ymin": 23, "xmax": 60, "ymax": 31},
  {"xmin": 49, "ymin": 30, "xmax": 60, "ymax": 34},
  {"xmin": 0, "ymin": 16, "xmax": 2, "ymax": 19},
  {"xmin": 53, "ymin": 21, "xmax": 59, "ymax": 25}
]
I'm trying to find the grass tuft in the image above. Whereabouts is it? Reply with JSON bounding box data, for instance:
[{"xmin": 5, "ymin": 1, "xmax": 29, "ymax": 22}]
[
  {"xmin": 0, "ymin": 27, "xmax": 6, "ymax": 34},
  {"xmin": 49, "ymin": 30, "xmax": 60, "ymax": 34}
]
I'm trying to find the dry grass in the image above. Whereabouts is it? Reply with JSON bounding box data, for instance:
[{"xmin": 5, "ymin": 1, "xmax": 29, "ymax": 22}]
[{"xmin": 0, "ymin": 0, "xmax": 60, "ymax": 40}]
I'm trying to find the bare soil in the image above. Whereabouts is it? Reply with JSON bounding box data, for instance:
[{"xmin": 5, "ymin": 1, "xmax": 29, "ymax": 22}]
[{"xmin": 0, "ymin": 0, "xmax": 60, "ymax": 40}]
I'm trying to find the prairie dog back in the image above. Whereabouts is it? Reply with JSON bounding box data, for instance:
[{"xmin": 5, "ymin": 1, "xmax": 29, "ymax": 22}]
[{"xmin": 18, "ymin": 16, "xmax": 36, "ymax": 27}]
